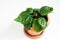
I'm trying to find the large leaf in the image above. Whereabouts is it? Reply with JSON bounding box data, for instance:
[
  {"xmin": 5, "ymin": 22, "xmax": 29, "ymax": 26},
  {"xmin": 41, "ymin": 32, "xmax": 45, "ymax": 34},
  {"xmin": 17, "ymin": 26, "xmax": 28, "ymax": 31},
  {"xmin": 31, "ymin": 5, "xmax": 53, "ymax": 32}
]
[
  {"xmin": 15, "ymin": 11, "xmax": 33, "ymax": 24},
  {"xmin": 39, "ymin": 6, "xmax": 53, "ymax": 16},
  {"xmin": 15, "ymin": 11, "xmax": 28, "ymax": 23},
  {"xmin": 38, "ymin": 17, "xmax": 47, "ymax": 29},
  {"xmin": 24, "ymin": 23, "xmax": 32, "ymax": 31},
  {"xmin": 32, "ymin": 19, "xmax": 42, "ymax": 32}
]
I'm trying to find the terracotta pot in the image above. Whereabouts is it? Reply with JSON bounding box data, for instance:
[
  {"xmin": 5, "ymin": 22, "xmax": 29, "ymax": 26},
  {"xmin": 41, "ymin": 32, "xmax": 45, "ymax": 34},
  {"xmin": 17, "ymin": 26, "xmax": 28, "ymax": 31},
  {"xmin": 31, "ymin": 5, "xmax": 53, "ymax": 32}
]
[{"xmin": 24, "ymin": 15, "xmax": 50, "ymax": 39}]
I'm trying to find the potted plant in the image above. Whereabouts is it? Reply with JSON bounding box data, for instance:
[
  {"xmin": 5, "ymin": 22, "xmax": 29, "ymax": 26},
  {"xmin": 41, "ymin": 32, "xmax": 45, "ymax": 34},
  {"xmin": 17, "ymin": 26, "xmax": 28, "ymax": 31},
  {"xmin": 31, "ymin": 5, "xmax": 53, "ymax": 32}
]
[{"xmin": 15, "ymin": 6, "xmax": 53, "ymax": 39}]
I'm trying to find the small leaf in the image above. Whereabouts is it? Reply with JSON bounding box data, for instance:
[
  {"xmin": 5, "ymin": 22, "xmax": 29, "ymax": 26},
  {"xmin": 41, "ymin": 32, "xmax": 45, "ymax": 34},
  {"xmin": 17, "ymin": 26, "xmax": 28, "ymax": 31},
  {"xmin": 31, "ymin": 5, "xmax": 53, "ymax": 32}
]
[
  {"xmin": 26, "ymin": 8, "xmax": 33, "ymax": 14},
  {"xmin": 31, "ymin": 9, "xmax": 40, "ymax": 18},
  {"xmin": 24, "ymin": 23, "xmax": 32, "ymax": 31},
  {"xmin": 32, "ymin": 19, "xmax": 42, "ymax": 32},
  {"xmin": 38, "ymin": 17, "xmax": 47, "ymax": 29},
  {"xmin": 33, "ymin": 9, "xmax": 40, "ymax": 12},
  {"xmin": 15, "ymin": 16, "xmax": 23, "ymax": 23},
  {"xmin": 20, "ymin": 11, "xmax": 29, "ymax": 20},
  {"xmin": 23, "ymin": 16, "xmax": 33, "ymax": 24},
  {"xmin": 39, "ymin": 6, "xmax": 53, "ymax": 16}
]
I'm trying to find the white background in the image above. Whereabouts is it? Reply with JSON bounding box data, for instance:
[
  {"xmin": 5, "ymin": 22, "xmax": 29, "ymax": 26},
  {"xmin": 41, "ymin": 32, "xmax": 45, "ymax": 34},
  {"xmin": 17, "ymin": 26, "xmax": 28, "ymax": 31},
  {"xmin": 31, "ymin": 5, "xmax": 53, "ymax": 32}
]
[{"xmin": 0, "ymin": 0, "xmax": 60, "ymax": 40}]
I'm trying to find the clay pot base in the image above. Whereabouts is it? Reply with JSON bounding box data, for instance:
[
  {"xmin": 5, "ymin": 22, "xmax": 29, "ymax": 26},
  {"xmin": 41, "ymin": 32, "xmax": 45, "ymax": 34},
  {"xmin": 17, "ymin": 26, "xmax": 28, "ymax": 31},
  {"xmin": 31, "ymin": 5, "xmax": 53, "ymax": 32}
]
[{"xmin": 24, "ymin": 29, "xmax": 44, "ymax": 39}]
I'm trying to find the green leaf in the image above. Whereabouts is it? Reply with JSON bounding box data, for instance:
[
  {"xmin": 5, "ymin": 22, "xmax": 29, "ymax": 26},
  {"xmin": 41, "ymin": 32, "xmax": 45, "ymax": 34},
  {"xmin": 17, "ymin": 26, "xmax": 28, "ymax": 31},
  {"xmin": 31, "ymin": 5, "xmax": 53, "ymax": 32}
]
[
  {"xmin": 32, "ymin": 19, "xmax": 42, "ymax": 32},
  {"xmin": 26, "ymin": 8, "xmax": 33, "ymax": 14},
  {"xmin": 33, "ymin": 9, "xmax": 39, "ymax": 17},
  {"xmin": 15, "ymin": 11, "xmax": 28, "ymax": 23},
  {"xmin": 23, "ymin": 16, "xmax": 33, "ymax": 24},
  {"xmin": 33, "ymin": 9, "xmax": 40, "ymax": 12},
  {"xmin": 24, "ymin": 23, "xmax": 32, "ymax": 31},
  {"xmin": 39, "ymin": 6, "xmax": 53, "ymax": 16},
  {"xmin": 15, "ymin": 11, "xmax": 33, "ymax": 24},
  {"xmin": 20, "ymin": 11, "xmax": 29, "ymax": 20},
  {"xmin": 38, "ymin": 17, "xmax": 47, "ymax": 30},
  {"xmin": 15, "ymin": 16, "xmax": 23, "ymax": 23}
]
